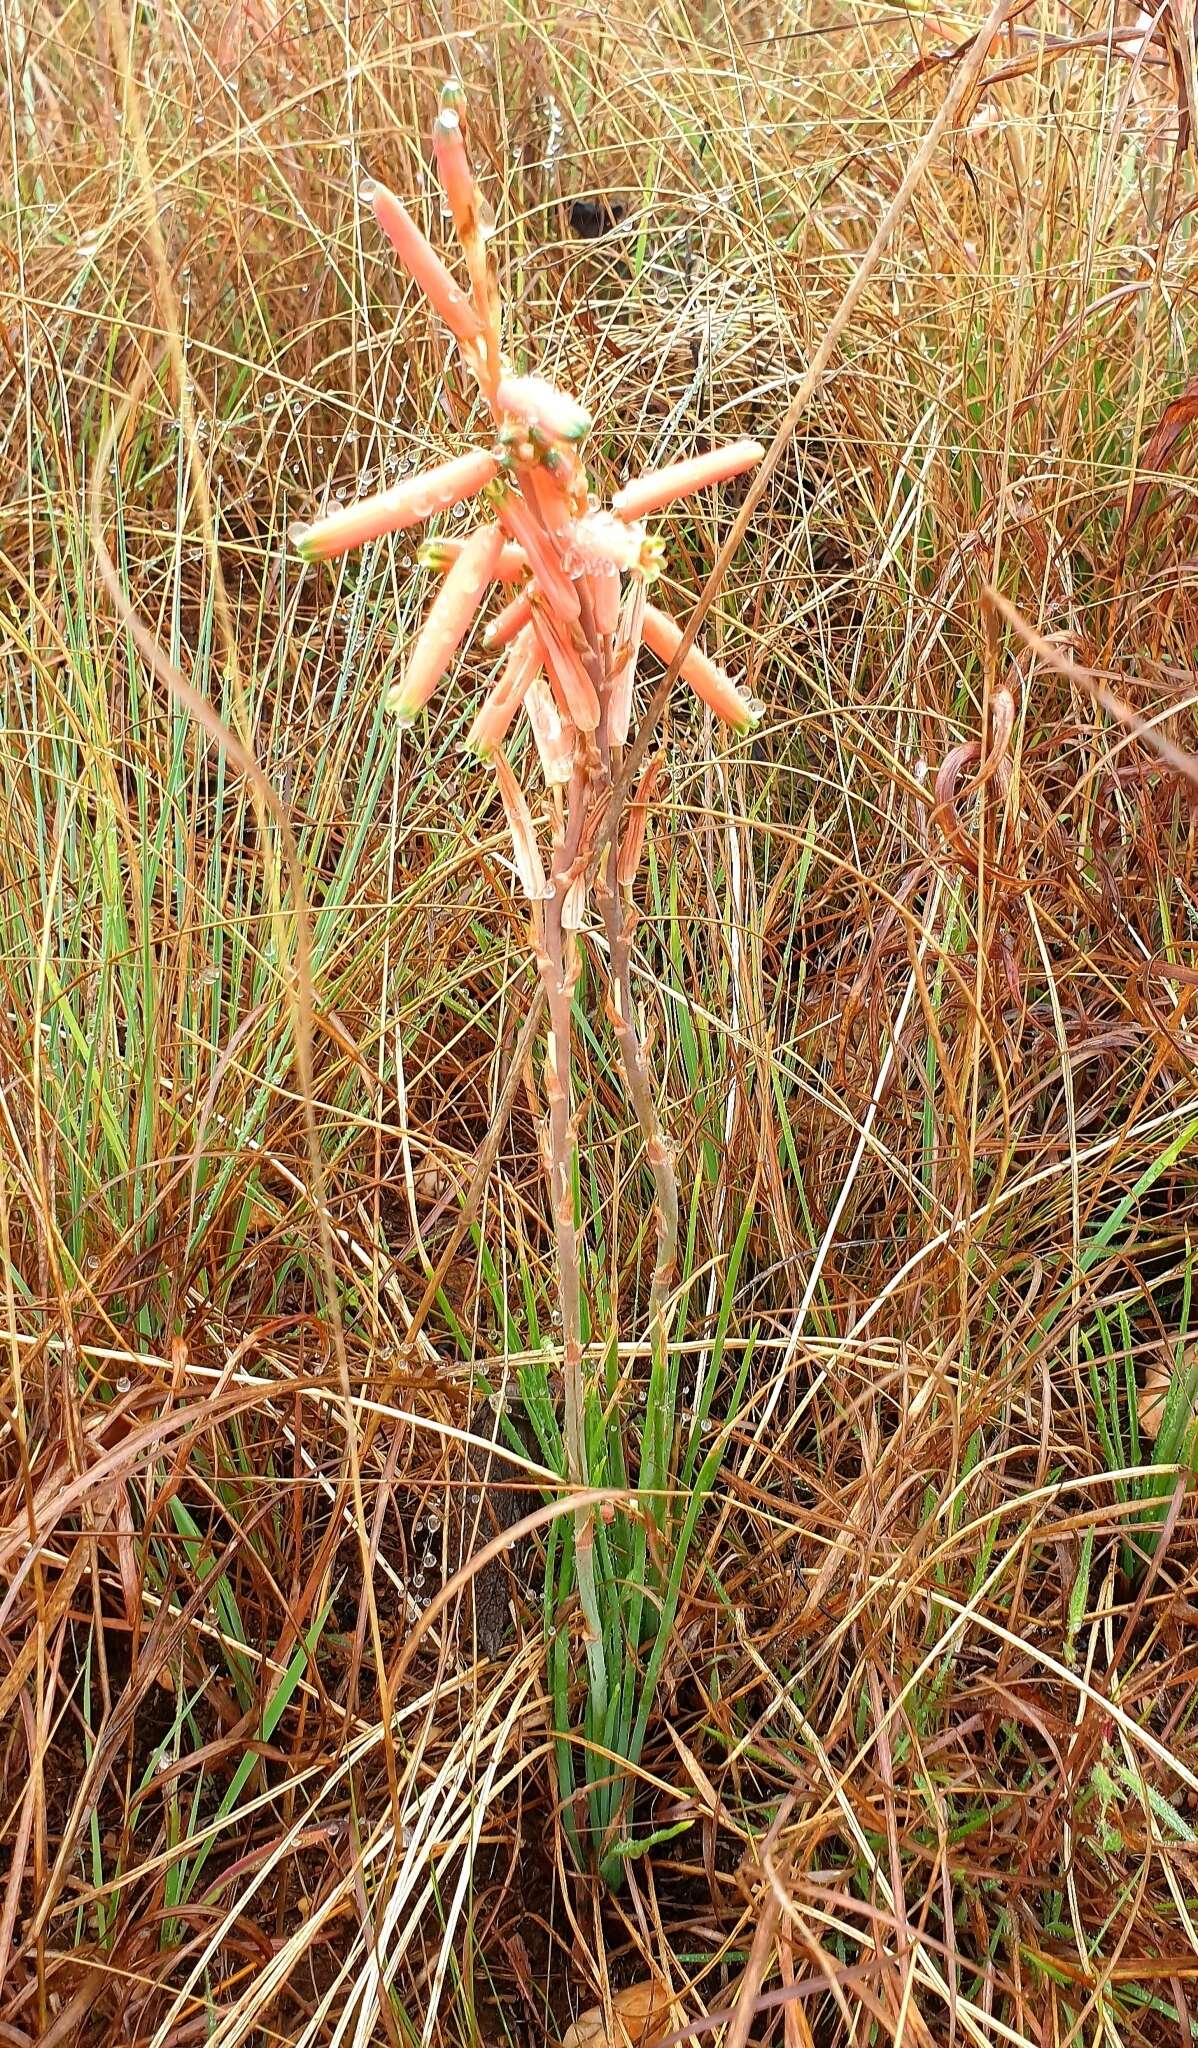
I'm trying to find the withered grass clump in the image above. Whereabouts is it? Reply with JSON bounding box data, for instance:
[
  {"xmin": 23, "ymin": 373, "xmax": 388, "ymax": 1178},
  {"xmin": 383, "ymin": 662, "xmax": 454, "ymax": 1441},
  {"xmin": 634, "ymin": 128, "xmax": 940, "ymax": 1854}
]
[{"xmin": 4, "ymin": 2, "xmax": 1198, "ymax": 2043}]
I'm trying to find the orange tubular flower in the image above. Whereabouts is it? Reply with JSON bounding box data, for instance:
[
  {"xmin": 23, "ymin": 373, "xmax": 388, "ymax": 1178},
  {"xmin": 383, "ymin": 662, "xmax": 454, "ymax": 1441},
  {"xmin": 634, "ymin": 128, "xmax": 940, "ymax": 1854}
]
[
  {"xmin": 466, "ymin": 629, "xmax": 540, "ymax": 754},
  {"xmin": 292, "ymin": 448, "xmax": 497, "ymax": 562},
  {"xmin": 612, "ymin": 438, "xmax": 765, "ymax": 522},
  {"xmin": 498, "ymin": 493, "xmax": 581, "ymax": 621},
  {"xmin": 386, "ymin": 521, "xmax": 504, "ymax": 723},
  {"xmin": 483, "ymin": 588, "xmax": 534, "ymax": 651},
  {"xmin": 361, "ymin": 177, "xmax": 484, "ymax": 351},
  {"xmin": 493, "ymin": 748, "xmax": 547, "ymax": 900},
  {"xmin": 532, "ymin": 614, "xmax": 601, "ymax": 732},
  {"xmin": 587, "ymin": 567, "xmax": 621, "ymax": 637},
  {"xmin": 641, "ymin": 603, "xmax": 761, "ymax": 731},
  {"xmin": 431, "ymin": 104, "xmax": 499, "ymax": 372}
]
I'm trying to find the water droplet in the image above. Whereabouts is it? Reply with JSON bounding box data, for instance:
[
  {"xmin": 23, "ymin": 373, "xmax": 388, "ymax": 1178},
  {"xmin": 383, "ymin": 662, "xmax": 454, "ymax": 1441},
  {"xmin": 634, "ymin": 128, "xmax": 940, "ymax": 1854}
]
[
  {"xmin": 358, "ymin": 175, "xmax": 379, "ymax": 206},
  {"xmin": 116, "ymin": 1374, "xmax": 131, "ymax": 1392},
  {"xmin": 77, "ymin": 229, "xmax": 102, "ymax": 260},
  {"xmin": 426, "ymin": 1510, "xmax": 442, "ymax": 1532},
  {"xmin": 476, "ymin": 196, "xmax": 497, "ymax": 242},
  {"xmin": 743, "ymin": 696, "xmax": 766, "ymax": 723}
]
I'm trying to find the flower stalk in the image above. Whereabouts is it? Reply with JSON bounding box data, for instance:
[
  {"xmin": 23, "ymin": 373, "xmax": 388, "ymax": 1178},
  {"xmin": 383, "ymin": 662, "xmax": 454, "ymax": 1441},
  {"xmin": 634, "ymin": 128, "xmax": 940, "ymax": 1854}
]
[{"xmin": 293, "ymin": 78, "xmax": 764, "ymax": 1863}]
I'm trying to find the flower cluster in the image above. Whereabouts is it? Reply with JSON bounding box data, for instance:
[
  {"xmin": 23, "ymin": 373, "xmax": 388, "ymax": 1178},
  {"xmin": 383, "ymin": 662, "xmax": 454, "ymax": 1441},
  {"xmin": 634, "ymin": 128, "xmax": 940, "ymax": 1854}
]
[{"xmin": 291, "ymin": 83, "xmax": 764, "ymax": 900}]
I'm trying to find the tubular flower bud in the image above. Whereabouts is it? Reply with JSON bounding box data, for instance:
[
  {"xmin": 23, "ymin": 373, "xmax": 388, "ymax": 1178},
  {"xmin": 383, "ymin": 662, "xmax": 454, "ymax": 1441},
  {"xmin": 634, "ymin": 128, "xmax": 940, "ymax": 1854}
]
[
  {"xmin": 496, "ymin": 372, "xmax": 593, "ymax": 445},
  {"xmin": 292, "ymin": 448, "xmax": 497, "ymax": 562},
  {"xmin": 612, "ymin": 438, "xmax": 765, "ymax": 522},
  {"xmin": 386, "ymin": 521, "xmax": 504, "ymax": 722},
  {"xmin": 641, "ymin": 603, "xmax": 761, "ymax": 731},
  {"xmin": 360, "ymin": 177, "xmax": 484, "ymax": 350},
  {"xmin": 466, "ymin": 628, "xmax": 540, "ymax": 754},
  {"xmin": 421, "ymin": 536, "xmax": 528, "ymax": 583},
  {"xmin": 483, "ymin": 588, "xmax": 535, "ymax": 650}
]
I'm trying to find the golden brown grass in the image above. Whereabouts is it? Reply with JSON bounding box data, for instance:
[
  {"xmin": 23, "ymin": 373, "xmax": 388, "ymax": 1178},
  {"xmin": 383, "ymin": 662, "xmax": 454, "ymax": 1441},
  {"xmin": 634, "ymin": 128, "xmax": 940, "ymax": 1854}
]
[{"xmin": 5, "ymin": 0, "xmax": 1198, "ymax": 2041}]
